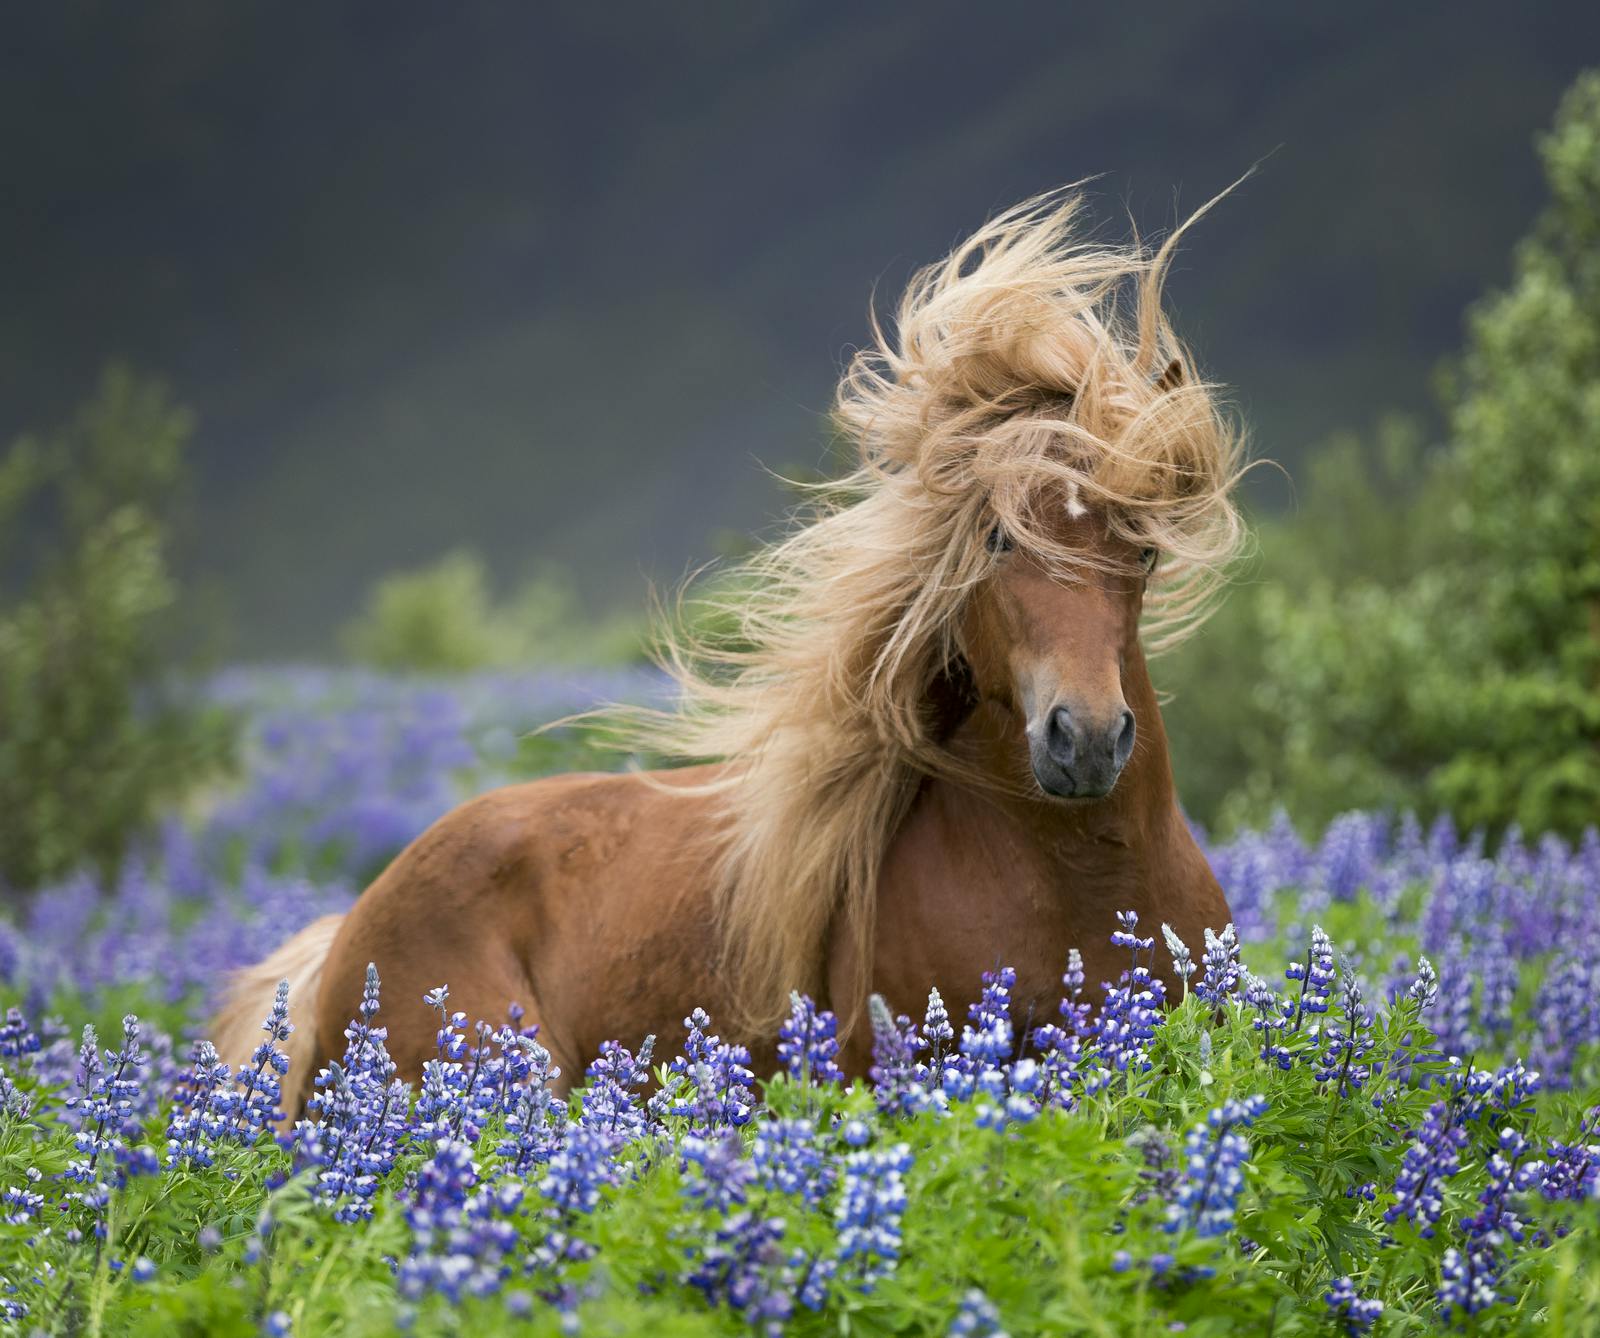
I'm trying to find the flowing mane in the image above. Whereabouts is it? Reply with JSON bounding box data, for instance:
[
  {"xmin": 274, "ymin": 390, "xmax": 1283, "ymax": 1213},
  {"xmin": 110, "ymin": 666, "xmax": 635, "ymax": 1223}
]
[{"xmin": 607, "ymin": 188, "xmax": 1248, "ymax": 1032}]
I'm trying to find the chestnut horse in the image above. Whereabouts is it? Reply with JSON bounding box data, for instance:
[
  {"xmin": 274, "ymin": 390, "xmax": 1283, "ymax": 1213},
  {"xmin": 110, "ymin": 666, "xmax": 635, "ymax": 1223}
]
[{"xmin": 216, "ymin": 189, "xmax": 1245, "ymax": 1111}]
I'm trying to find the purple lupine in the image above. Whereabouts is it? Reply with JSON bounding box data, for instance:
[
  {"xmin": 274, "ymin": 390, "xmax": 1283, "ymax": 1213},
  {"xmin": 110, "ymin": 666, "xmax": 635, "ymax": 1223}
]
[
  {"xmin": 1314, "ymin": 966, "xmax": 1375, "ymax": 1098},
  {"xmin": 535, "ymin": 1121, "xmax": 619, "ymax": 1271},
  {"xmin": 1324, "ymin": 1276, "xmax": 1383, "ymax": 1335},
  {"xmin": 659, "ymin": 1010, "xmax": 753, "ymax": 1135},
  {"xmin": 495, "ymin": 1038, "xmax": 566, "ymax": 1176},
  {"xmin": 397, "ymin": 1138, "xmax": 523, "ymax": 1303},
  {"xmin": 949, "ymin": 1287, "xmax": 1008, "ymax": 1337},
  {"xmin": 1088, "ymin": 929, "xmax": 1168, "ymax": 1084},
  {"xmin": 868, "ymin": 995, "xmax": 930, "ymax": 1118},
  {"xmin": 1194, "ymin": 924, "xmax": 1241, "ymax": 1004},
  {"xmin": 1386, "ymin": 1098, "xmax": 1470, "ymax": 1237},
  {"xmin": 292, "ymin": 964, "xmax": 412, "ymax": 1222},
  {"xmin": 1167, "ymin": 1095, "xmax": 1266, "ymax": 1238},
  {"xmin": 778, "ymin": 992, "xmax": 843, "ymax": 1086},
  {"xmin": 835, "ymin": 1143, "xmax": 914, "ymax": 1284},
  {"xmin": 226, "ymin": 978, "xmax": 293, "ymax": 1142},
  {"xmin": 1438, "ymin": 1126, "xmax": 1545, "ymax": 1320},
  {"xmin": 1286, "ymin": 926, "xmax": 1336, "ymax": 1029},
  {"xmin": 61, "ymin": 1016, "xmax": 155, "ymax": 1236},
  {"xmin": 413, "ymin": 988, "xmax": 499, "ymax": 1145},
  {"xmin": 922, "ymin": 988, "xmax": 955, "ymax": 1072},
  {"xmin": 165, "ymin": 1040, "xmax": 232, "ymax": 1170},
  {"xmin": 0, "ymin": 1008, "xmax": 40, "ymax": 1064},
  {"xmin": 1242, "ymin": 970, "xmax": 1295, "ymax": 1071},
  {"xmin": 1541, "ymin": 1105, "xmax": 1600, "ymax": 1203},
  {"xmin": 947, "ymin": 967, "xmax": 1016, "ymax": 1101},
  {"xmin": 754, "ymin": 1118, "xmax": 835, "ymax": 1208}
]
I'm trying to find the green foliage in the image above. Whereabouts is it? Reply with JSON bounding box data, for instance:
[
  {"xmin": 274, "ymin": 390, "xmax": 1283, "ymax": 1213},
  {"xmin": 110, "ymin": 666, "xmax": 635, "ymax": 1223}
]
[
  {"xmin": 1162, "ymin": 72, "xmax": 1600, "ymax": 839},
  {"xmin": 342, "ymin": 551, "xmax": 646, "ymax": 673},
  {"xmin": 0, "ymin": 368, "xmax": 232, "ymax": 890}
]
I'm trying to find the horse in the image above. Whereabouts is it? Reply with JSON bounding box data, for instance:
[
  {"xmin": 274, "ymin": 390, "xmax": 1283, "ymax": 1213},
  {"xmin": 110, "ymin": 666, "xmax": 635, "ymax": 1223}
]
[{"xmin": 214, "ymin": 187, "xmax": 1247, "ymax": 1113}]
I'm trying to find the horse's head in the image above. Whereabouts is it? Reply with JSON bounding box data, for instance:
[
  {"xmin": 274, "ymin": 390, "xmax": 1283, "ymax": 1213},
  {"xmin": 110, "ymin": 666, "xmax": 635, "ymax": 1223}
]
[{"xmin": 959, "ymin": 488, "xmax": 1156, "ymax": 801}]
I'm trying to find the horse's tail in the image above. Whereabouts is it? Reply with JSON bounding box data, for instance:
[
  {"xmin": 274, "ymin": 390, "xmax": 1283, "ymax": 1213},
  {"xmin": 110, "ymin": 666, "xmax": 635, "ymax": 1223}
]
[{"xmin": 212, "ymin": 913, "xmax": 345, "ymax": 1124}]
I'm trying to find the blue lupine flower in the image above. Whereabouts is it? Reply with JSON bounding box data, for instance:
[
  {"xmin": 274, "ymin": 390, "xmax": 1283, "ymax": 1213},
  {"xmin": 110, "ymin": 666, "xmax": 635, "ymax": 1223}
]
[
  {"xmin": 1286, "ymin": 925, "xmax": 1336, "ymax": 1028},
  {"xmin": 835, "ymin": 1143, "xmax": 914, "ymax": 1284},
  {"xmin": 62, "ymin": 1016, "xmax": 153, "ymax": 1234},
  {"xmin": 660, "ymin": 1010, "xmax": 752, "ymax": 1135},
  {"xmin": 1167, "ymin": 1096, "xmax": 1266, "ymax": 1237},
  {"xmin": 1159, "ymin": 924, "xmax": 1195, "ymax": 996},
  {"xmin": 1314, "ymin": 966, "xmax": 1375, "ymax": 1097},
  {"xmin": 397, "ymin": 1138, "xmax": 522, "ymax": 1303},
  {"xmin": 165, "ymin": 1040, "xmax": 232, "ymax": 1170},
  {"xmin": 227, "ymin": 978, "xmax": 293, "ymax": 1142},
  {"xmin": 0, "ymin": 1008, "xmax": 40, "ymax": 1063},
  {"xmin": 1324, "ymin": 1275, "xmax": 1383, "ymax": 1334},
  {"xmin": 1438, "ymin": 1126, "xmax": 1544, "ymax": 1320},
  {"xmin": 292, "ymin": 964, "xmax": 411, "ymax": 1222},
  {"xmin": 1541, "ymin": 1105, "xmax": 1600, "ymax": 1202},
  {"xmin": 778, "ymin": 992, "xmax": 843, "ymax": 1086},
  {"xmin": 1194, "ymin": 923, "xmax": 1242, "ymax": 1004},
  {"xmin": 868, "ymin": 995, "xmax": 930, "ymax": 1118},
  {"xmin": 923, "ymin": 988, "xmax": 955, "ymax": 1069},
  {"xmin": 495, "ymin": 1037, "xmax": 565, "ymax": 1175},
  {"xmin": 1386, "ymin": 1098, "xmax": 1469, "ymax": 1237},
  {"xmin": 949, "ymin": 1287, "xmax": 1009, "ymax": 1337},
  {"xmin": 753, "ymin": 1117, "xmax": 835, "ymax": 1207}
]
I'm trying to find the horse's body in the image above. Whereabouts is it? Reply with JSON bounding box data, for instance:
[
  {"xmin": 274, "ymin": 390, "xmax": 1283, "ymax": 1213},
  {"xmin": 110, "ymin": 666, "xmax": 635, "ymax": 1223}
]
[{"xmin": 215, "ymin": 187, "xmax": 1244, "ymax": 1112}]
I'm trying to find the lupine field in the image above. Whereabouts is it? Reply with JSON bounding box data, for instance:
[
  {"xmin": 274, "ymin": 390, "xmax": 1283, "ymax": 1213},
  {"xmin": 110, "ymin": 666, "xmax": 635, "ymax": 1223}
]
[{"xmin": 1, "ymin": 669, "xmax": 1598, "ymax": 1336}]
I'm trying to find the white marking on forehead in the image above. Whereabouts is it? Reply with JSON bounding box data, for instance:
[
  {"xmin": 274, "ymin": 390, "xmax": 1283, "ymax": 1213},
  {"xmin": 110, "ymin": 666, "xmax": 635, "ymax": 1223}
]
[{"xmin": 1065, "ymin": 480, "xmax": 1087, "ymax": 520}]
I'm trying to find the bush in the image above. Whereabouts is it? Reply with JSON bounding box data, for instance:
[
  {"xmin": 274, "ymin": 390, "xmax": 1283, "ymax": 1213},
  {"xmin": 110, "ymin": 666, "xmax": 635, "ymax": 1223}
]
[
  {"xmin": 0, "ymin": 367, "xmax": 232, "ymax": 892},
  {"xmin": 343, "ymin": 552, "xmax": 646, "ymax": 672}
]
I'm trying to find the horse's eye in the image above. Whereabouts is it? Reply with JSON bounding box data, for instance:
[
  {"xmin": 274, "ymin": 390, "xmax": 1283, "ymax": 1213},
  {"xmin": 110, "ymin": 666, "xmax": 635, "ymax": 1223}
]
[
  {"xmin": 1139, "ymin": 547, "xmax": 1159, "ymax": 574},
  {"xmin": 987, "ymin": 524, "xmax": 1013, "ymax": 555}
]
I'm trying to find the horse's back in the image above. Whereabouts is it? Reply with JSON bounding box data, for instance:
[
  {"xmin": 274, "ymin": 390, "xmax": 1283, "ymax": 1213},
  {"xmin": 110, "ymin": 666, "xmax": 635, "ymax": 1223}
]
[{"xmin": 316, "ymin": 764, "xmax": 729, "ymax": 1084}]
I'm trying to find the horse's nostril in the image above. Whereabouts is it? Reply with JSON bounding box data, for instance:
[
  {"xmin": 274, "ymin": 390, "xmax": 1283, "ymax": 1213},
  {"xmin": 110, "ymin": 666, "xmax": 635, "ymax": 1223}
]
[
  {"xmin": 1113, "ymin": 709, "xmax": 1136, "ymax": 767},
  {"xmin": 1046, "ymin": 706, "xmax": 1076, "ymax": 766}
]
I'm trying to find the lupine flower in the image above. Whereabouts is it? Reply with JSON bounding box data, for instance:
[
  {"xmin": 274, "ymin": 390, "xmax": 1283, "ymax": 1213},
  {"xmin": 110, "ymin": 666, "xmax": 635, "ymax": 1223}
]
[
  {"xmin": 536, "ymin": 1122, "xmax": 619, "ymax": 1269},
  {"xmin": 0, "ymin": 1067, "xmax": 30, "ymax": 1122},
  {"xmin": 1089, "ymin": 936, "xmax": 1168, "ymax": 1082},
  {"xmin": 397, "ymin": 1138, "xmax": 522, "ymax": 1303},
  {"xmin": 753, "ymin": 1117, "xmax": 834, "ymax": 1207},
  {"xmin": 1194, "ymin": 924, "xmax": 1241, "ymax": 1004},
  {"xmin": 778, "ymin": 993, "xmax": 842, "ymax": 1086},
  {"xmin": 1160, "ymin": 924, "xmax": 1195, "ymax": 996},
  {"xmin": 165, "ymin": 1041, "xmax": 232, "ymax": 1170},
  {"xmin": 1324, "ymin": 1276, "xmax": 1383, "ymax": 1335},
  {"xmin": 0, "ymin": 1008, "xmax": 40, "ymax": 1063},
  {"xmin": 660, "ymin": 1010, "xmax": 752, "ymax": 1135},
  {"xmin": 949, "ymin": 1287, "xmax": 1009, "ymax": 1337},
  {"xmin": 1286, "ymin": 926, "xmax": 1336, "ymax": 1027},
  {"xmin": 227, "ymin": 979, "xmax": 293, "ymax": 1142},
  {"xmin": 292, "ymin": 964, "xmax": 411, "ymax": 1222},
  {"xmin": 1438, "ymin": 1126, "xmax": 1545, "ymax": 1320},
  {"xmin": 1167, "ymin": 1096, "xmax": 1266, "ymax": 1237},
  {"xmin": 682, "ymin": 1130, "xmax": 797, "ymax": 1334},
  {"xmin": 1386, "ymin": 1099, "xmax": 1470, "ymax": 1236},
  {"xmin": 868, "ymin": 995, "xmax": 930, "ymax": 1118},
  {"xmin": 835, "ymin": 1143, "xmax": 913, "ymax": 1283},
  {"xmin": 62, "ymin": 1016, "xmax": 153, "ymax": 1235},
  {"xmin": 495, "ymin": 1038, "xmax": 565, "ymax": 1175},
  {"xmin": 1541, "ymin": 1105, "xmax": 1600, "ymax": 1202},
  {"xmin": 1314, "ymin": 965, "xmax": 1375, "ymax": 1098},
  {"xmin": 923, "ymin": 989, "xmax": 954, "ymax": 1070}
]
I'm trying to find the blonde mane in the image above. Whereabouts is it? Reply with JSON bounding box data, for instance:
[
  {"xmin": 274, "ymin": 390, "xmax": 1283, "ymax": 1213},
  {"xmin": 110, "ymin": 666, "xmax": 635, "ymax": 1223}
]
[{"xmin": 609, "ymin": 187, "xmax": 1247, "ymax": 1033}]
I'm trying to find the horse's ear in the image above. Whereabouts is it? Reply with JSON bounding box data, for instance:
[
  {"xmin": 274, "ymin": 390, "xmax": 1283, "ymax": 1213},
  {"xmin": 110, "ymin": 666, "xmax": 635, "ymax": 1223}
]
[{"xmin": 1155, "ymin": 358, "xmax": 1185, "ymax": 393}]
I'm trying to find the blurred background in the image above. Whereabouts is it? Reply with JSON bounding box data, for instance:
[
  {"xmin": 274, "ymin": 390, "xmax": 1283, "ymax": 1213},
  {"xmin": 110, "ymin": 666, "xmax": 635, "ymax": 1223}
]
[{"xmin": 3, "ymin": 4, "xmax": 1598, "ymax": 896}]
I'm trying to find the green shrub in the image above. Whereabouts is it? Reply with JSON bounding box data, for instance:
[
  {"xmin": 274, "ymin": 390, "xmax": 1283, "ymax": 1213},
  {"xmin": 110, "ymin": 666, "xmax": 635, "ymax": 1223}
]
[
  {"xmin": 343, "ymin": 553, "xmax": 647, "ymax": 672},
  {"xmin": 0, "ymin": 367, "xmax": 233, "ymax": 891}
]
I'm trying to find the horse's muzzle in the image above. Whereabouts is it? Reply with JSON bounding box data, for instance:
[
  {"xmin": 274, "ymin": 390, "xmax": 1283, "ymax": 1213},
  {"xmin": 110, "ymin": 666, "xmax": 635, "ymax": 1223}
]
[{"xmin": 1030, "ymin": 703, "xmax": 1135, "ymax": 799}]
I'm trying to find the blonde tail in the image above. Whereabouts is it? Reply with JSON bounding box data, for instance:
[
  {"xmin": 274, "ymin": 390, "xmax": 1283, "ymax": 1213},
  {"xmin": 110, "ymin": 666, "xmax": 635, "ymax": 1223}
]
[{"xmin": 212, "ymin": 913, "xmax": 345, "ymax": 1124}]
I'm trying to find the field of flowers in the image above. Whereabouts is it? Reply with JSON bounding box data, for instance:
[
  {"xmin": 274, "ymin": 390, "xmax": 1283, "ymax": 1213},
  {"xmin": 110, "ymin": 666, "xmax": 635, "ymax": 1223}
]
[{"xmin": 1, "ymin": 667, "xmax": 1597, "ymax": 1336}]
